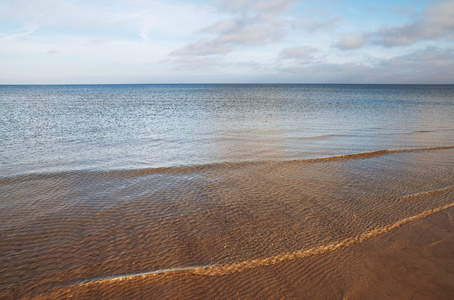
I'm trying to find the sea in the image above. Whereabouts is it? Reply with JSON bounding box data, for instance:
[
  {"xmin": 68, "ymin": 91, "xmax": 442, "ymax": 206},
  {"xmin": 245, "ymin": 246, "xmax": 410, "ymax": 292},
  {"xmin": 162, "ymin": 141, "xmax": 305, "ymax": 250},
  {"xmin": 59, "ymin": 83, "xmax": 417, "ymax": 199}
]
[{"xmin": 1, "ymin": 84, "xmax": 453, "ymax": 298}]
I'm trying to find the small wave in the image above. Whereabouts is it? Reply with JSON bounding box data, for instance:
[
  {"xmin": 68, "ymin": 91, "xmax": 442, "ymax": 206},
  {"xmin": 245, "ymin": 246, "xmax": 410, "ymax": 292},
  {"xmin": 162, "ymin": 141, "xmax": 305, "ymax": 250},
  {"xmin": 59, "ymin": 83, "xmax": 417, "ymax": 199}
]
[
  {"xmin": 405, "ymin": 129, "xmax": 454, "ymax": 135},
  {"xmin": 194, "ymin": 189, "xmax": 454, "ymax": 276},
  {"xmin": 63, "ymin": 266, "xmax": 213, "ymax": 287},
  {"xmin": 411, "ymin": 130, "xmax": 436, "ymax": 134},
  {"xmin": 296, "ymin": 134, "xmax": 348, "ymax": 140},
  {"xmin": 304, "ymin": 145, "xmax": 454, "ymax": 162},
  {"xmin": 2, "ymin": 145, "xmax": 453, "ymax": 182},
  {"xmin": 119, "ymin": 145, "xmax": 454, "ymax": 176},
  {"xmin": 399, "ymin": 185, "xmax": 454, "ymax": 201},
  {"xmin": 61, "ymin": 187, "xmax": 454, "ymax": 287}
]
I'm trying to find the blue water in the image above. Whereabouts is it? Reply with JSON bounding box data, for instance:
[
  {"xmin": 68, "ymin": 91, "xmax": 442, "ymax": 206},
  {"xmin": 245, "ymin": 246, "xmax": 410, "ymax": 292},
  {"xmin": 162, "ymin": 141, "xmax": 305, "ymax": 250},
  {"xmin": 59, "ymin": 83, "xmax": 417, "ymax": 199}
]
[{"xmin": 1, "ymin": 84, "xmax": 453, "ymax": 177}]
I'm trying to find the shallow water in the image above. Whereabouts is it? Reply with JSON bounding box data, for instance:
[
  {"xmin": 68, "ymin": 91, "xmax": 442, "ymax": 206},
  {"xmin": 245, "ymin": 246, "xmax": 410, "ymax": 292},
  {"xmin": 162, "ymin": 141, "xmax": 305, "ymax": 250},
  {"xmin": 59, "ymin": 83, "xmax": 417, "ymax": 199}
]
[{"xmin": 0, "ymin": 84, "xmax": 453, "ymax": 298}]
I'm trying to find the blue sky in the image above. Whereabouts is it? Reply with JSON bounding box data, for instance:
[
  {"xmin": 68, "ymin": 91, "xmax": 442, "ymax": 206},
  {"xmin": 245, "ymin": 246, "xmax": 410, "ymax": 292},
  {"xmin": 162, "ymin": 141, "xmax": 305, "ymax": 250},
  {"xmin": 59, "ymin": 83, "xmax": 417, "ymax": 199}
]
[{"xmin": 1, "ymin": 0, "xmax": 453, "ymax": 84}]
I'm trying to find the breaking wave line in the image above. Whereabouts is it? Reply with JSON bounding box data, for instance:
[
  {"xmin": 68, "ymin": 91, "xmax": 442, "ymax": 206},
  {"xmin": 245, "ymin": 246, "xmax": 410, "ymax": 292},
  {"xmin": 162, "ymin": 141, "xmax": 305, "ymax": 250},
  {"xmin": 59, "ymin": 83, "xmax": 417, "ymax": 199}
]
[{"xmin": 63, "ymin": 186, "xmax": 454, "ymax": 287}]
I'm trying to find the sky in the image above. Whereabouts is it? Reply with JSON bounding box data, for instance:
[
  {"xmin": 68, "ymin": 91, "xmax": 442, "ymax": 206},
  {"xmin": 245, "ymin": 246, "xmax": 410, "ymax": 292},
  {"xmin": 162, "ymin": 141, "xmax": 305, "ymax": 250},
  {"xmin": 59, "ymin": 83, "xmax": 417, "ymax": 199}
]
[{"xmin": 1, "ymin": 0, "xmax": 453, "ymax": 84}]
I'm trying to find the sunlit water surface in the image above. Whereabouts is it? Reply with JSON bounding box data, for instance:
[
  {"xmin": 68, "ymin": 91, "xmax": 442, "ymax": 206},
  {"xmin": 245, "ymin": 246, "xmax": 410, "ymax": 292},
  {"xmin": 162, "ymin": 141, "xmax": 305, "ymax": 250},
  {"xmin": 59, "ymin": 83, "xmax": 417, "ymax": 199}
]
[{"xmin": 1, "ymin": 84, "xmax": 453, "ymax": 176}]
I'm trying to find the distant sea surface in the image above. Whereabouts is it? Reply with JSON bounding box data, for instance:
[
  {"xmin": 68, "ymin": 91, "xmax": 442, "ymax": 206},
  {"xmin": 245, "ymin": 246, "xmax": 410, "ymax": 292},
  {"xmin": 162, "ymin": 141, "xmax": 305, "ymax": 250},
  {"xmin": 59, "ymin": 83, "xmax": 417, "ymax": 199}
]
[
  {"xmin": 1, "ymin": 84, "xmax": 453, "ymax": 176},
  {"xmin": 1, "ymin": 84, "xmax": 453, "ymax": 298}
]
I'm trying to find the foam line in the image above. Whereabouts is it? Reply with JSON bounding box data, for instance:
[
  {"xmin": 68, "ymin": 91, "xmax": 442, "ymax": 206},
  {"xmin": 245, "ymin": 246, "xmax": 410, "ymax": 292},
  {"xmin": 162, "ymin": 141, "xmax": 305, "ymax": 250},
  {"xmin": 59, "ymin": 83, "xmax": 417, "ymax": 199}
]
[
  {"xmin": 130, "ymin": 145, "xmax": 454, "ymax": 175},
  {"xmin": 62, "ymin": 186, "xmax": 454, "ymax": 287},
  {"xmin": 298, "ymin": 145, "xmax": 454, "ymax": 163},
  {"xmin": 195, "ymin": 187, "xmax": 454, "ymax": 276},
  {"xmin": 3, "ymin": 145, "xmax": 452, "ymax": 181}
]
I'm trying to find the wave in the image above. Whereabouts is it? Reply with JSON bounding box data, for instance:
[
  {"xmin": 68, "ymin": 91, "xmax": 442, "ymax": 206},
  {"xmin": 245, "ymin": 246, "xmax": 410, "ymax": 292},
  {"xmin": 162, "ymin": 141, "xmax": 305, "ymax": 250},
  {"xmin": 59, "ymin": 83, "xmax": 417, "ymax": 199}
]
[
  {"xmin": 295, "ymin": 134, "xmax": 348, "ymax": 140},
  {"xmin": 302, "ymin": 145, "xmax": 454, "ymax": 162},
  {"xmin": 98, "ymin": 145, "xmax": 454, "ymax": 178},
  {"xmin": 399, "ymin": 185, "xmax": 454, "ymax": 201},
  {"xmin": 412, "ymin": 130, "xmax": 436, "ymax": 133},
  {"xmin": 61, "ymin": 186, "xmax": 454, "ymax": 288},
  {"xmin": 406, "ymin": 129, "xmax": 454, "ymax": 135},
  {"xmin": 2, "ymin": 145, "xmax": 452, "ymax": 182}
]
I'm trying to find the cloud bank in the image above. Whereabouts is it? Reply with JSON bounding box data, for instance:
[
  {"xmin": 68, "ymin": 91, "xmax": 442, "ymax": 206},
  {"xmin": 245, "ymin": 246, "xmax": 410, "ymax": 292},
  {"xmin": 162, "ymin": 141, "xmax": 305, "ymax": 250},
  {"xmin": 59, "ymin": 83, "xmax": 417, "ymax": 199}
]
[
  {"xmin": 0, "ymin": 0, "xmax": 453, "ymax": 83},
  {"xmin": 171, "ymin": 0, "xmax": 297, "ymax": 56},
  {"xmin": 338, "ymin": 0, "xmax": 454, "ymax": 49}
]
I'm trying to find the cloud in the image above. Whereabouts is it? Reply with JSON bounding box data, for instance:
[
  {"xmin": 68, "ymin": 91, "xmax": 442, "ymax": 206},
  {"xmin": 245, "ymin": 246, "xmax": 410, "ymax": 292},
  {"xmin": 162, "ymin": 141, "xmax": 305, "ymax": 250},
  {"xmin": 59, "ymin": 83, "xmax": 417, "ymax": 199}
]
[
  {"xmin": 204, "ymin": 15, "xmax": 285, "ymax": 46},
  {"xmin": 391, "ymin": 3, "xmax": 418, "ymax": 16},
  {"xmin": 170, "ymin": 39, "xmax": 232, "ymax": 56},
  {"xmin": 384, "ymin": 47, "xmax": 454, "ymax": 69},
  {"xmin": 2, "ymin": 0, "xmax": 453, "ymax": 84},
  {"xmin": 214, "ymin": 0, "xmax": 296, "ymax": 14},
  {"xmin": 0, "ymin": 17, "xmax": 40, "ymax": 41},
  {"xmin": 170, "ymin": 0, "xmax": 297, "ymax": 57},
  {"xmin": 88, "ymin": 38, "xmax": 112, "ymax": 44},
  {"xmin": 291, "ymin": 16, "xmax": 342, "ymax": 32},
  {"xmin": 280, "ymin": 62, "xmax": 369, "ymax": 81},
  {"xmin": 375, "ymin": 47, "xmax": 454, "ymax": 83},
  {"xmin": 279, "ymin": 47, "xmax": 454, "ymax": 83},
  {"xmin": 0, "ymin": 0, "xmax": 218, "ymax": 44},
  {"xmin": 337, "ymin": 32, "xmax": 369, "ymax": 50},
  {"xmin": 338, "ymin": 0, "xmax": 454, "ymax": 49},
  {"xmin": 46, "ymin": 49, "xmax": 61, "ymax": 54},
  {"xmin": 280, "ymin": 45, "xmax": 318, "ymax": 59},
  {"xmin": 168, "ymin": 56, "xmax": 227, "ymax": 71},
  {"xmin": 377, "ymin": 0, "xmax": 454, "ymax": 47}
]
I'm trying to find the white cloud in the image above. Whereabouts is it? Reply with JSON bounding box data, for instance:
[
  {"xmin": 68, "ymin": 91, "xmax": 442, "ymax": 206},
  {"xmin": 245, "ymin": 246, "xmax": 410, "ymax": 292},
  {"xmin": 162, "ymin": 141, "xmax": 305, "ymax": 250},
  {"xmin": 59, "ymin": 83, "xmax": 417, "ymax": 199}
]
[
  {"xmin": 278, "ymin": 47, "xmax": 454, "ymax": 83},
  {"xmin": 170, "ymin": 39, "xmax": 232, "ymax": 56},
  {"xmin": 291, "ymin": 16, "xmax": 342, "ymax": 32},
  {"xmin": 170, "ymin": 0, "xmax": 298, "ymax": 57},
  {"xmin": 337, "ymin": 32, "xmax": 369, "ymax": 49},
  {"xmin": 0, "ymin": 0, "xmax": 218, "ymax": 42},
  {"xmin": 214, "ymin": 0, "xmax": 296, "ymax": 14},
  {"xmin": 1, "ymin": 0, "xmax": 453, "ymax": 84},
  {"xmin": 46, "ymin": 49, "xmax": 61, "ymax": 54},
  {"xmin": 201, "ymin": 19, "xmax": 238, "ymax": 34},
  {"xmin": 280, "ymin": 45, "xmax": 318, "ymax": 59},
  {"xmin": 338, "ymin": 0, "xmax": 454, "ymax": 49},
  {"xmin": 168, "ymin": 56, "xmax": 227, "ymax": 71},
  {"xmin": 385, "ymin": 47, "xmax": 454, "ymax": 68},
  {"xmin": 0, "ymin": 16, "xmax": 41, "ymax": 40}
]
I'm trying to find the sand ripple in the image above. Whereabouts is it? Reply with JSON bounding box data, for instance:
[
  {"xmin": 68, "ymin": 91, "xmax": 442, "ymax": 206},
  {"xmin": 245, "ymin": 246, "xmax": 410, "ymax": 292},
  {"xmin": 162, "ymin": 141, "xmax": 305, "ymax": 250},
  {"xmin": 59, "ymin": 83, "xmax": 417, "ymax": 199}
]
[{"xmin": 0, "ymin": 147, "xmax": 453, "ymax": 299}]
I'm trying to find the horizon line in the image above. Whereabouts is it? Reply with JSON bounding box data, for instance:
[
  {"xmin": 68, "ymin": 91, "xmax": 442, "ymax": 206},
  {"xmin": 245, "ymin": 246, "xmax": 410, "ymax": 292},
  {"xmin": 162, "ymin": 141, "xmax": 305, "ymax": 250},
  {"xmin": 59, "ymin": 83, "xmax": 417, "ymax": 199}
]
[{"xmin": 2, "ymin": 82, "xmax": 454, "ymax": 86}]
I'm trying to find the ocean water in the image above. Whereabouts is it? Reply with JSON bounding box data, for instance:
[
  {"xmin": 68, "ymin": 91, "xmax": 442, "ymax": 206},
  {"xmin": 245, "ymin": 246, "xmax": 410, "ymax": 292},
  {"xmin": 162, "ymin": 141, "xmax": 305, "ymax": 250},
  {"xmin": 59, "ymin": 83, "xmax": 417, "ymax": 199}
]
[
  {"xmin": 1, "ymin": 84, "xmax": 453, "ymax": 176},
  {"xmin": 1, "ymin": 84, "xmax": 454, "ymax": 298}
]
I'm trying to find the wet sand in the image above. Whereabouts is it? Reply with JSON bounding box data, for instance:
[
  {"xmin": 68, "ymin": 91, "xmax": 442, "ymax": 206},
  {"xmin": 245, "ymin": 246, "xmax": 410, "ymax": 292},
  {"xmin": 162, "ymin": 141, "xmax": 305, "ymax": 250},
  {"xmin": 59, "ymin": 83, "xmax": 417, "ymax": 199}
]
[
  {"xmin": 32, "ymin": 207, "xmax": 454, "ymax": 299},
  {"xmin": 1, "ymin": 147, "xmax": 453, "ymax": 299}
]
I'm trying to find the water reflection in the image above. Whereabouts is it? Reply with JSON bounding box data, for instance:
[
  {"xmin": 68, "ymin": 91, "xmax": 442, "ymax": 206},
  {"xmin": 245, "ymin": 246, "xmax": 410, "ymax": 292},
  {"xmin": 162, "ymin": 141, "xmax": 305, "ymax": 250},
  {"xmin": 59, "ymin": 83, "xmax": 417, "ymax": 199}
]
[{"xmin": 0, "ymin": 84, "xmax": 453, "ymax": 176}]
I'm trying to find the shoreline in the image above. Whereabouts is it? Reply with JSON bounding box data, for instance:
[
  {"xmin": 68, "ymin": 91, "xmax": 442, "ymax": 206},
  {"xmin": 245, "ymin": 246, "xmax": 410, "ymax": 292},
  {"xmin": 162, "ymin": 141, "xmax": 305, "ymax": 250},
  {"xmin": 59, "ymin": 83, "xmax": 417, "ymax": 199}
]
[{"xmin": 35, "ymin": 206, "xmax": 454, "ymax": 299}]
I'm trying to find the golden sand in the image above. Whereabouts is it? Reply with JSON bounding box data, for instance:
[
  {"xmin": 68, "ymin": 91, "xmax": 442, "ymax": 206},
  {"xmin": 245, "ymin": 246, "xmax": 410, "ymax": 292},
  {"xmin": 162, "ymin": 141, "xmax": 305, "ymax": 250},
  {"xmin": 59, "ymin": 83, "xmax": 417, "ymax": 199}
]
[
  {"xmin": 1, "ymin": 147, "xmax": 453, "ymax": 299},
  {"xmin": 32, "ymin": 207, "xmax": 454, "ymax": 299}
]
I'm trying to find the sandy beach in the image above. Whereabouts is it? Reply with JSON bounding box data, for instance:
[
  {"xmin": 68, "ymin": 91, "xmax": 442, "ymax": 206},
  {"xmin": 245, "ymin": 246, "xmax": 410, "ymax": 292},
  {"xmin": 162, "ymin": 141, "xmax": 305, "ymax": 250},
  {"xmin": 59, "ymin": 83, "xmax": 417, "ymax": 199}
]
[
  {"xmin": 1, "ymin": 147, "xmax": 453, "ymax": 299},
  {"xmin": 29, "ymin": 206, "xmax": 454, "ymax": 299}
]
